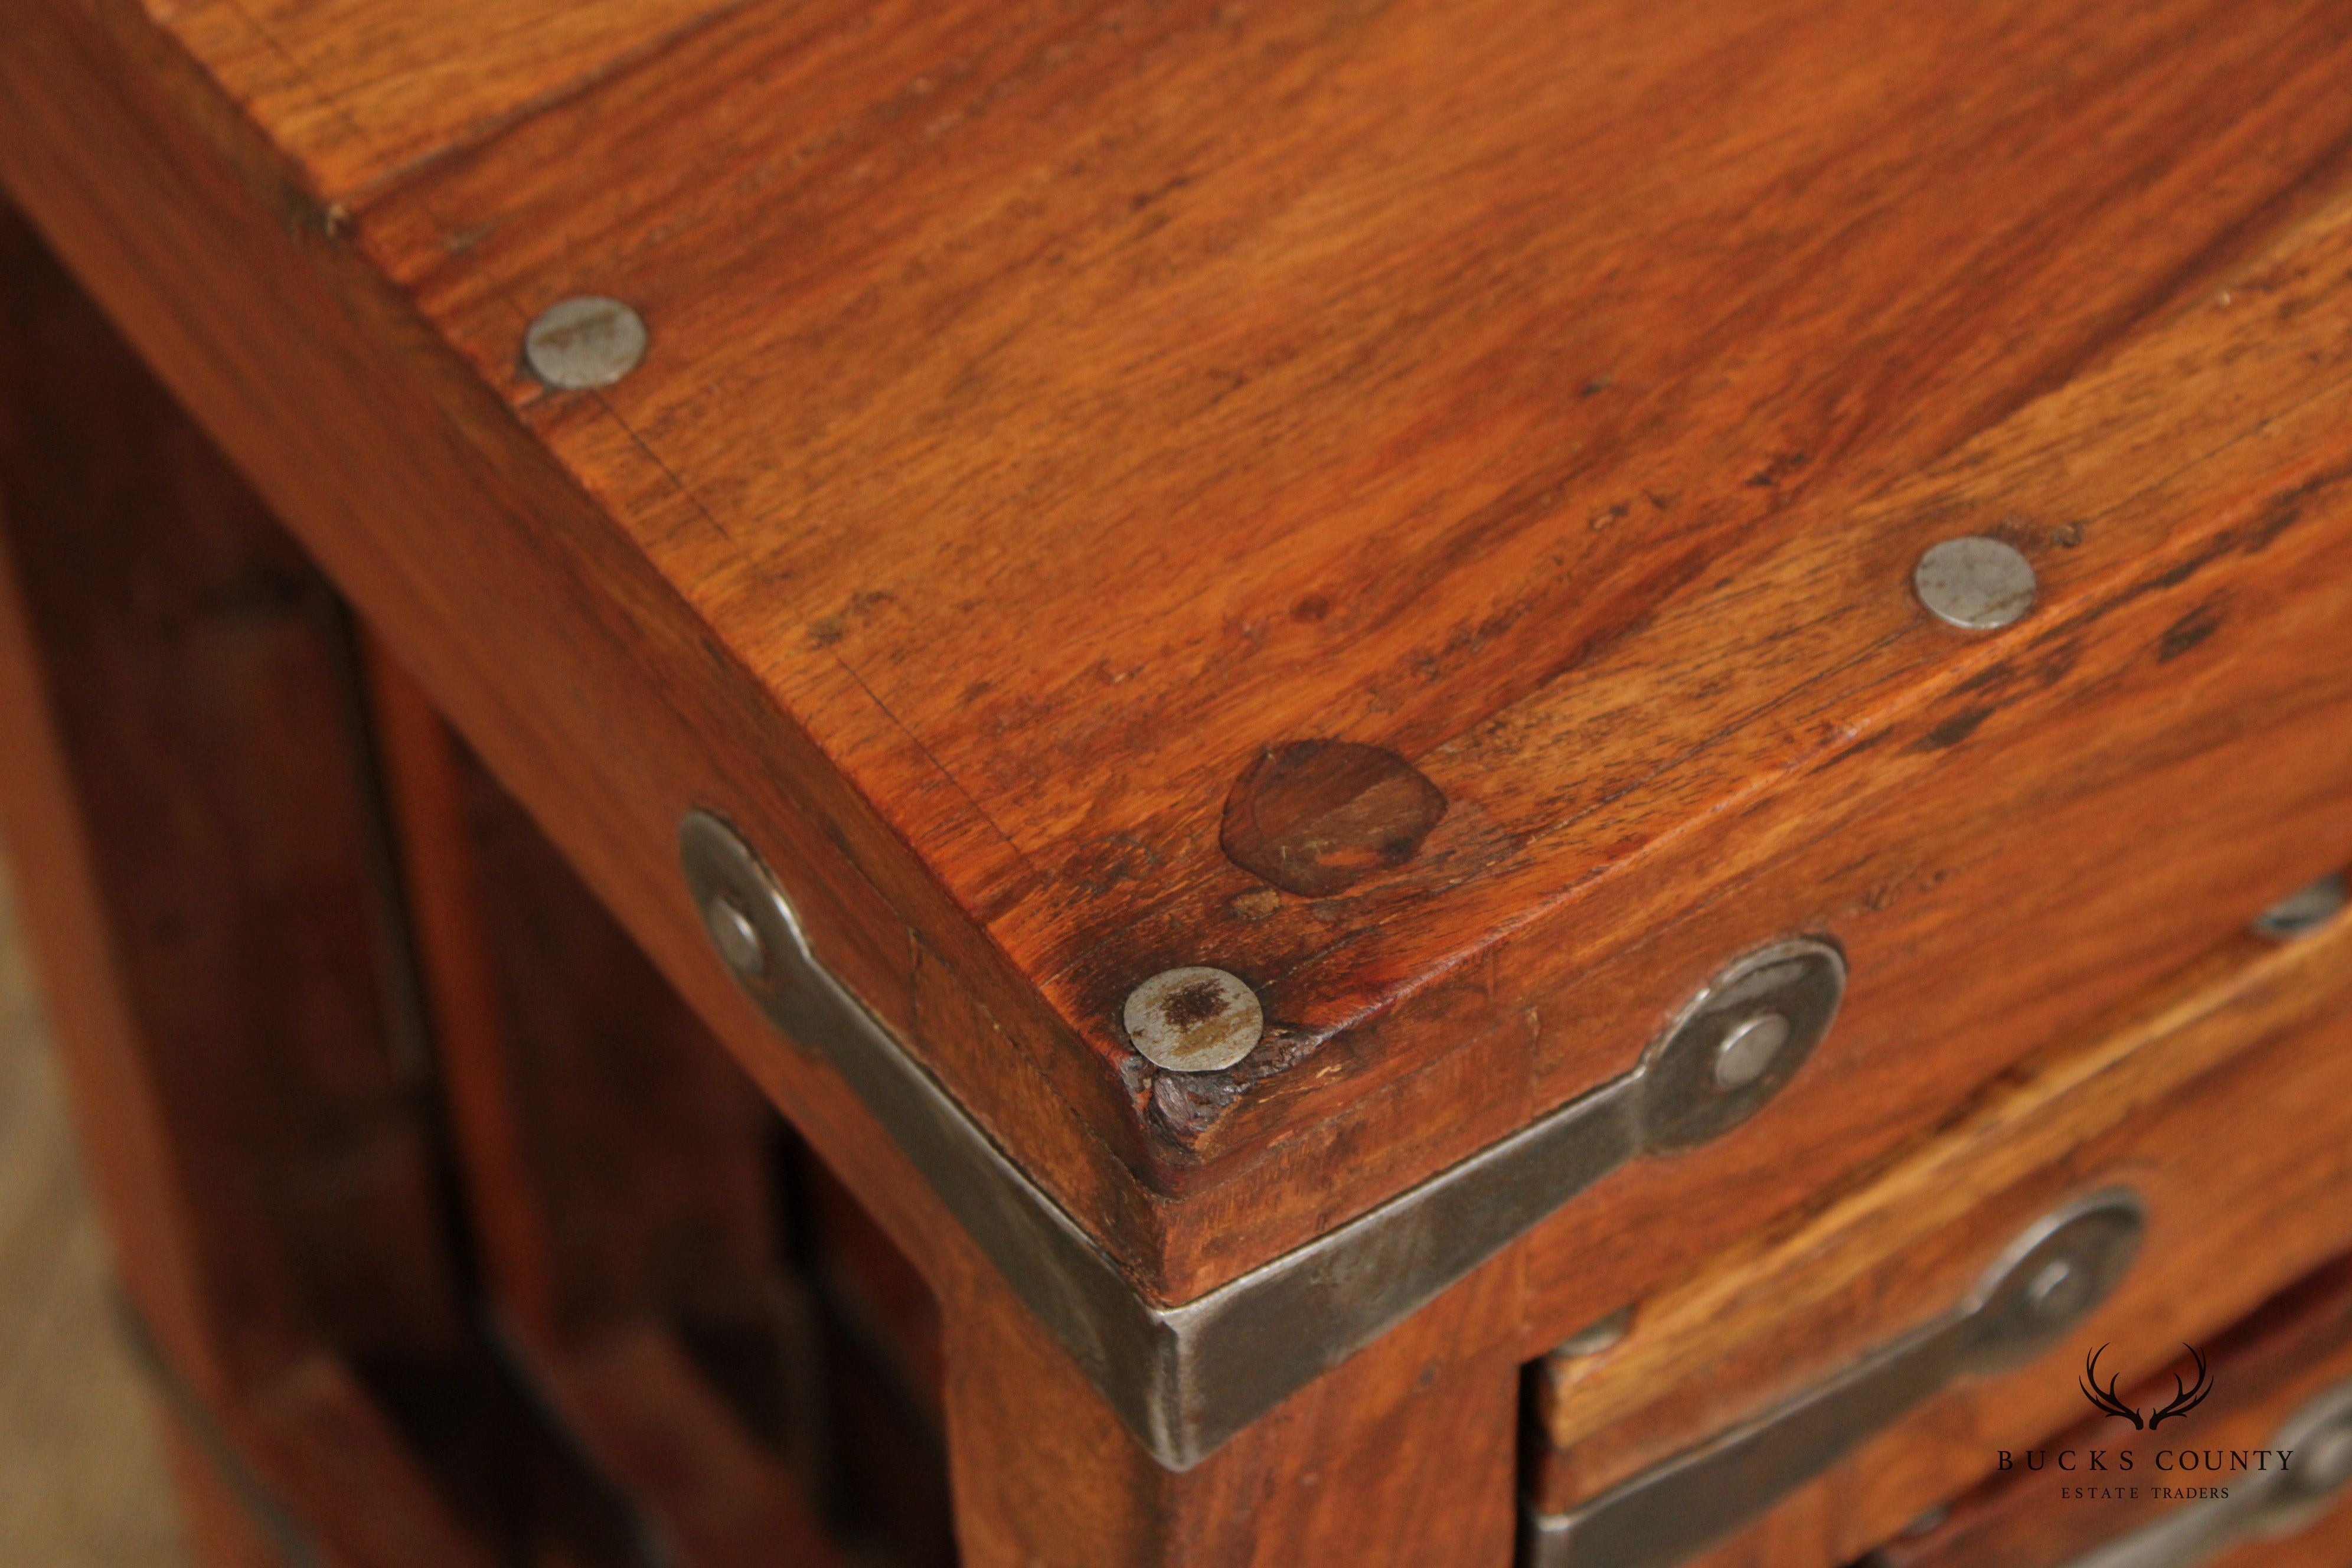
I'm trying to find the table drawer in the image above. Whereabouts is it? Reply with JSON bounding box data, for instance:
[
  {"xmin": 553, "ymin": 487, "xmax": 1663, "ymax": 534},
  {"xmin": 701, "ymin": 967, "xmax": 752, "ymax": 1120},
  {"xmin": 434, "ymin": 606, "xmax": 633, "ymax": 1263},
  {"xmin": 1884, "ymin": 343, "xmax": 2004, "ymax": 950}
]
[
  {"xmin": 1861, "ymin": 1250, "xmax": 2352, "ymax": 1568},
  {"xmin": 1524, "ymin": 882, "xmax": 2352, "ymax": 1568}
]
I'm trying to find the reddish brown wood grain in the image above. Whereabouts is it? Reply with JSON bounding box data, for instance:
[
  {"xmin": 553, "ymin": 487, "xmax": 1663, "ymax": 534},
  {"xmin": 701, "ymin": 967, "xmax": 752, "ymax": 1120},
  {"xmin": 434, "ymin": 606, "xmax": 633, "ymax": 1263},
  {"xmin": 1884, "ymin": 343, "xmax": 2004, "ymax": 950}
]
[
  {"xmin": 11, "ymin": 7, "xmax": 2352, "ymax": 1564},
  {"xmin": 367, "ymin": 649, "xmax": 844, "ymax": 1568},
  {"xmin": 371, "ymin": 645, "xmax": 957, "ymax": 1568},
  {"xmin": 1865, "ymin": 1254, "xmax": 2352, "ymax": 1568},
  {"xmin": 155, "ymin": 0, "xmax": 737, "ymax": 195},
  {"xmin": 357, "ymin": 0, "xmax": 2352, "ymax": 1284},
  {"xmin": 0, "ymin": 0, "xmax": 1126, "ymax": 1318},
  {"xmin": 1528, "ymin": 921, "xmax": 2352, "ymax": 1491},
  {"xmin": 0, "ymin": 199, "xmax": 511, "ymax": 1568},
  {"xmin": 1522, "ymin": 904, "xmax": 2352, "ymax": 1565},
  {"xmin": 941, "ymin": 1236, "xmax": 1525, "ymax": 1568},
  {"xmin": 87, "ymin": 0, "xmax": 2352, "ymax": 1299},
  {"xmin": 12, "ymin": 0, "xmax": 2352, "ymax": 1326},
  {"xmin": 371, "ymin": 649, "xmax": 795, "ymax": 1348}
]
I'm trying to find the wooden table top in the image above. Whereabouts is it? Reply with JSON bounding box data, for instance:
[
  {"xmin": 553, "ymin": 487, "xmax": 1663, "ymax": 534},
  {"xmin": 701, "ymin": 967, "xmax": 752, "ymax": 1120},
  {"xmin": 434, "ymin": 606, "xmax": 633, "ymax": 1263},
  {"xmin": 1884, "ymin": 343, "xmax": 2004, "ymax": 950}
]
[{"xmin": 14, "ymin": 0, "xmax": 2352, "ymax": 1304}]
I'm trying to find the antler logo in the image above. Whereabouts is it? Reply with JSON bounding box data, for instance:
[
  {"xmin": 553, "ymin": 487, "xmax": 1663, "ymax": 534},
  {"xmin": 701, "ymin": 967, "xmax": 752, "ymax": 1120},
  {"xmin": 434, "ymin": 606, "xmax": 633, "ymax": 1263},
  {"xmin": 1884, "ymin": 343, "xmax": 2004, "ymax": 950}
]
[
  {"xmin": 2079, "ymin": 1344, "xmax": 2214, "ymax": 1429},
  {"xmin": 2080, "ymin": 1345, "xmax": 2141, "ymax": 1429},
  {"xmin": 2148, "ymin": 1345, "xmax": 2213, "ymax": 1429}
]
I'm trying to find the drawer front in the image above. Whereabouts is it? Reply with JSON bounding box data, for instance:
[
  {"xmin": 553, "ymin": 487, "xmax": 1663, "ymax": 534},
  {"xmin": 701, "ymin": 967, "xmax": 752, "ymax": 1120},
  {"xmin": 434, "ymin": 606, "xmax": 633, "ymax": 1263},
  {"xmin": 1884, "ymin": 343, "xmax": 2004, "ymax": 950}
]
[
  {"xmin": 1863, "ymin": 1252, "xmax": 2352, "ymax": 1568},
  {"xmin": 1524, "ymin": 891, "xmax": 2352, "ymax": 1568}
]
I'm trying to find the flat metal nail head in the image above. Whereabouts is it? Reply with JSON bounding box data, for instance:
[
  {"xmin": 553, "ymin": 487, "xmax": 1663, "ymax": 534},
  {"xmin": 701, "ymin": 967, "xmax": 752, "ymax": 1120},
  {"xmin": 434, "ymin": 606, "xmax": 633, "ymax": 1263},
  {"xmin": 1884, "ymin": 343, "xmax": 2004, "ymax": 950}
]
[
  {"xmin": 524, "ymin": 296, "xmax": 648, "ymax": 390},
  {"xmin": 1915, "ymin": 536, "xmax": 2037, "ymax": 630},
  {"xmin": 1123, "ymin": 966, "xmax": 1264, "ymax": 1073}
]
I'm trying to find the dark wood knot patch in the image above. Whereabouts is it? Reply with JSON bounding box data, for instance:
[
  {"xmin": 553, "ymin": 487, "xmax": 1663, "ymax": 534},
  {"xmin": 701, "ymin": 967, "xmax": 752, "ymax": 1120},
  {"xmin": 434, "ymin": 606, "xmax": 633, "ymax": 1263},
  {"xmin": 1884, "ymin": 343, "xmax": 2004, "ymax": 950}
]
[{"xmin": 1220, "ymin": 740, "xmax": 1448, "ymax": 897}]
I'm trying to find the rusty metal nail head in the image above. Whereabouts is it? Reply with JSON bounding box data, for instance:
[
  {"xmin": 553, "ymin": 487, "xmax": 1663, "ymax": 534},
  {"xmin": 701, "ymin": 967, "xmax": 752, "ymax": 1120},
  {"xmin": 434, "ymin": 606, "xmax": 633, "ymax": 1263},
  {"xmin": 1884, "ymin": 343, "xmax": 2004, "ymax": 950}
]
[{"xmin": 1123, "ymin": 966, "xmax": 1264, "ymax": 1073}]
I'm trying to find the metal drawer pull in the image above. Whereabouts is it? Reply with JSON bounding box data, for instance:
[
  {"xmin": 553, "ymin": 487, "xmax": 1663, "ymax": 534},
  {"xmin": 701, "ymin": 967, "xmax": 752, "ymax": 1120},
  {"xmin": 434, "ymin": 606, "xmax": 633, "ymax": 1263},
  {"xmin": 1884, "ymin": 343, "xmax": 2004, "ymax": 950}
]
[
  {"xmin": 2060, "ymin": 1377, "xmax": 2352, "ymax": 1568},
  {"xmin": 1523, "ymin": 1190, "xmax": 2147, "ymax": 1568}
]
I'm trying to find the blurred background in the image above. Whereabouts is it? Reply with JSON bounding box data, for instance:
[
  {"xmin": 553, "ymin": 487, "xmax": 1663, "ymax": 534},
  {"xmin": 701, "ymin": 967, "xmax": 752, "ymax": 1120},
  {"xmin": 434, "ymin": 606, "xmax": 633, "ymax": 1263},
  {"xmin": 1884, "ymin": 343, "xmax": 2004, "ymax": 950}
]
[{"xmin": 0, "ymin": 855, "xmax": 191, "ymax": 1564}]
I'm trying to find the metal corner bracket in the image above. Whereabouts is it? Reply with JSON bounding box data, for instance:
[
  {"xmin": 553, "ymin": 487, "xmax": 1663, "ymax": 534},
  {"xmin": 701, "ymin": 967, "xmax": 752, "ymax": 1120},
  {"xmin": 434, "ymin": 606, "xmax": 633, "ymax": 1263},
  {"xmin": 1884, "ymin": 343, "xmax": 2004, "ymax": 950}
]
[{"xmin": 680, "ymin": 808, "xmax": 1846, "ymax": 1471}]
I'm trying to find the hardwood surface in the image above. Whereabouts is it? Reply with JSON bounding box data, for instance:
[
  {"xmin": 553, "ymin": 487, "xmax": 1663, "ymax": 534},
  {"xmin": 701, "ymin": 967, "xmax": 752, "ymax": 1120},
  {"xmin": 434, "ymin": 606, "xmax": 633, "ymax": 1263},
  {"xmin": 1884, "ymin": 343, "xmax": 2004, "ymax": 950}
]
[
  {"xmin": 0, "ymin": 198, "xmax": 475, "ymax": 1551},
  {"xmin": 156, "ymin": 0, "xmax": 734, "ymax": 196},
  {"xmin": 6, "ymin": 0, "xmax": 2352, "ymax": 1319},
  {"xmin": 1530, "ymin": 908, "xmax": 2352, "ymax": 1473},
  {"xmin": 1866, "ymin": 1253, "xmax": 2352, "ymax": 1568},
  {"xmin": 1524, "ymin": 903, "xmax": 2352, "ymax": 1565},
  {"xmin": 940, "ymin": 1234, "xmax": 1524, "ymax": 1568},
  {"xmin": 0, "ymin": 0, "xmax": 1005, "ymax": 1340},
  {"xmin": 367, "ymin": 651, "xmax": 860, "ymax": 1568},
  {"xmin": 11, "ymin": 5, "xmax": 2352, "ymax": 1559},
  {"xmin": 0, "ymin": 202, "xmax": 639, "ymax": 1568},
  {"xmin": 365, "ymin": 0, "xmax": 2352, "ymax": 1296}
]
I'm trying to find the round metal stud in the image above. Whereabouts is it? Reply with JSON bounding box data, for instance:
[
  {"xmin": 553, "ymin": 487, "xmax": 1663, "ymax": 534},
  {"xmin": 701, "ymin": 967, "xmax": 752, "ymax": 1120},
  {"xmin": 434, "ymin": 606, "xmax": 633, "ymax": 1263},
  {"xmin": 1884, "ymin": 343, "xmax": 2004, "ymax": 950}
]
[
  {"xmin": 1896, "ymin": 1505, "xmax": 1949, "ymax": 1540},
  {"xmin": 2304, "ymin": 1423, "xmax": 2352, "ymax": 1494},
  {"xmin": 524, "ymin": 296, "xmax": 648, "ymax": 390},
  {"xmin": 2022, "ymin": 1258, "xmax": 2088, "ymax": 1324},
  {"xmin": 2270, "ymin": 1386, "xmax": 2352, "ymax": 1524},
  {"xmin": 1123, "ymin": 966, "xmax": 1264, "ymax": 1073},
  {"xmin": 1554, "ymin": 1305, "xmax": 1635, "ymax": 1359},
  {"xmin": 2252, "ymin": 873, "xmax": 2346, "ymax": 942},
  {"xmin": 1641, "ymin": 937, "xmax": 1847, "ymax": 1152},
  {"xmin": 679, "ymin": 808, "xmax": 829, "ymax": 1045},
  {"xmin": 703, "ymin": 894, "xmax": 768, "ymax": 979},
  {"xmin": 1965, "ymin": 1190, "xmax": 2144, "ymax": 1371},
  {"xmin": 1711, "ymin": 1012, "xmax": 1792, "ymax": 1090},
  {"xmin": 1914, "ymin": 537, "xmax": 2037, "ymax": 631}
]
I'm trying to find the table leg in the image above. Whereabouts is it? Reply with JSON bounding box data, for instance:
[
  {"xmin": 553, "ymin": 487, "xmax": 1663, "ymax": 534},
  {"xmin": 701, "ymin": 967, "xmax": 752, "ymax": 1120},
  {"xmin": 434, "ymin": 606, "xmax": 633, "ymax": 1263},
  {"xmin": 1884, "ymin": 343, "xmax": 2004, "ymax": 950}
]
[{"xmin": 939, "ymin": 1242, "xmax": 1527, "ymax": 1568}]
